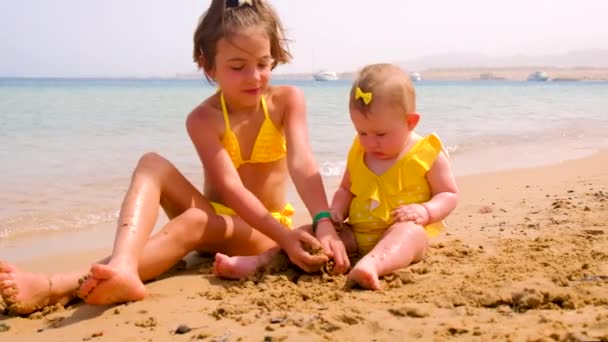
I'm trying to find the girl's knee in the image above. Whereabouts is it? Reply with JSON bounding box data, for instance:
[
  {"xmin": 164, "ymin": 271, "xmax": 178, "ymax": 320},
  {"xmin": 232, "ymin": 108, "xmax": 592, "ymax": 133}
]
[
  {"xmin": 179, "ymin": 208, "xmax": 209, "ymax": 229},
  {"xmin": 169, "ymin": 208, "xmax": 210, "ymax": 247},
  {"xmin": 133, "ymin": 152, "xmax": 176, "ymax": 185},
  {"xmin": 136, "ymin": 152, "xmax": 172, "ymax": 175},
  {"xmin": 138, "ymin": 152, "xmax": 167, "ymax": 167}
]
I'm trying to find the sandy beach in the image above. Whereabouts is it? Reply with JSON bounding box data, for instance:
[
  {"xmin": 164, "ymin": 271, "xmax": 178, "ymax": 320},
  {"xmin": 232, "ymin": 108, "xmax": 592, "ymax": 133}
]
[{"xmin": 1, "ymin": 151, "xmax": 607, "ymax": 341}]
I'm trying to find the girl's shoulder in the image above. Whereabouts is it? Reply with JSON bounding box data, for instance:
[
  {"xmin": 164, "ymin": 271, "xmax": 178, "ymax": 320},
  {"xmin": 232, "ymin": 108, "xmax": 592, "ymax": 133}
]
[
  {"xmin": 186, "ymin": 93, "xmax": 224, "ymax": 133},
  {"xmin": 265, "ymin": 85, "xmax": 306, "ymax": 125},
  {"xmin": 265, "ymin": 85, "xmax": 304, "ymax": 107}
]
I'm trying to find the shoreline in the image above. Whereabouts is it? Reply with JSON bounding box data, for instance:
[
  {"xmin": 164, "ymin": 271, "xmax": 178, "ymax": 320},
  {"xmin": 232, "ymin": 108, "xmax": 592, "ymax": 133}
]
[
  {"xmin": 2, "ymin": 140, "xmax": 607, "ymax": 264},
  {"xmin": 0, "ymin": 141, "xmax": 608, "ymax": 263},
  {"xmin": 2, "ymin": 148, "xmax": 607, "ymax": 341}
]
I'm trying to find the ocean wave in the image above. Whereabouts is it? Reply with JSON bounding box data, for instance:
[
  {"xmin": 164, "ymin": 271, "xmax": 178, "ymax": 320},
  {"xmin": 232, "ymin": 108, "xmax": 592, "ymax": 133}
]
[{"xmin": 0, "ymin": 209, "xmax": 118, "ymax": 241}]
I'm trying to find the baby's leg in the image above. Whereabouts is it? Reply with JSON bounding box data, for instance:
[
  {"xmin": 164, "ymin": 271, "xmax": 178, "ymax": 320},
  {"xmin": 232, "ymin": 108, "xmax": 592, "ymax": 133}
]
[
  {"xmin": 348, "ymin": 222, "xmax": 428, "ymax": 290},
  {"xmin": 0, "ymin": 261, "xmax": 84, "ymax": 315}
]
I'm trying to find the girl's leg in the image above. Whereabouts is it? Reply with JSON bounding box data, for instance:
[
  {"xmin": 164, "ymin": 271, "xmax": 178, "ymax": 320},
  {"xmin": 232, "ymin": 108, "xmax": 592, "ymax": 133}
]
[
  {"xmin": 79, "ymin": 152, "xmax": 279, "ymax": 305},
  {"xmin": 0, "ymin": 262, "xmax": 84, "ymax": 315},
  {"xmin": 83, "ymin": 209, "xmax": 280, "ymax": 304},
  {"xmin": 0, "ymin": 153, "xmax": 208, "ymax": 313},
  {"xmin": 0, "ymin": 152, "xmax": 277, "ymax": 312},
  {"xmin": 212, "ymin": 224, "xmax": 314, "ymax": 279},
  {"xmin": 213, "ymin": 246, "xmax": 281, "ymax": 280},
  {"xmin": 213, "ymin": 224, "xmax": 360, "ymax": 279},
  {"xmin": 0, "ymin": 209, "xmax": 220, "ymax": 313},
  {"xmin": 348, "ymin": 222, "xmax": 428, "ymax": 290}
]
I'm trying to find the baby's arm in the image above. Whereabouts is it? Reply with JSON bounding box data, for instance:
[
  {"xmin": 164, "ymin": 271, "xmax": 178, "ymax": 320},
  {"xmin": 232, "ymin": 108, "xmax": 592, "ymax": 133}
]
[
  {"xmin": 392, "ymin": 151, "xmax": 458, "ymax": 225},
  {"xmin": 329, "ymin": 170, "xmax": 353, "ymax": 225},
  {"xmin": 423, "ymin": 151, "xmax": 459, "ymax": 223}
]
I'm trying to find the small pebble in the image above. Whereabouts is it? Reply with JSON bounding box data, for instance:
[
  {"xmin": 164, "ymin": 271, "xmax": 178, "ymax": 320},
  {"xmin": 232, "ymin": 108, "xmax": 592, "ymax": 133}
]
[
  {"xmin": 175, "ymin": 324, "xmax": 191, "ymax": 334},
  {"xmin": 270, "ymin": 317, "xmax": 285, "ymax": 324}
]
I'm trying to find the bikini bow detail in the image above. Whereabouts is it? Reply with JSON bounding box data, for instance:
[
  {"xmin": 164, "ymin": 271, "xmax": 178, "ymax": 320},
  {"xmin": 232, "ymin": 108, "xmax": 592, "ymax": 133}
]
[{"xmin": 355, "ymin": 87, "xmax": 373, "ymax": 105}]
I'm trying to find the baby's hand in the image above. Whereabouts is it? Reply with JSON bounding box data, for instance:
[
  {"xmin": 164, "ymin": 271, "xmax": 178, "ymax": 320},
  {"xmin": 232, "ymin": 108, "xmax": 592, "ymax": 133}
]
[{"xmin": 391, "ymin": 204, "xmax": 430, "ymax": 225}]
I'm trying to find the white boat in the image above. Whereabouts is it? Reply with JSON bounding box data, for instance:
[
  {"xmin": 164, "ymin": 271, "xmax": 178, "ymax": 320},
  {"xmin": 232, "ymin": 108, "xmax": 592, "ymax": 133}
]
[
  {"xmin": 313, "ymin": 70, "xmax": 338, "ymax": 81},
  {"xmin": 527, "ymin": 71, "xmax": 549, "ymax": 82},
  {"xmin": 409, "ymin": 72, "xmax": 422, "ymax": 82}
]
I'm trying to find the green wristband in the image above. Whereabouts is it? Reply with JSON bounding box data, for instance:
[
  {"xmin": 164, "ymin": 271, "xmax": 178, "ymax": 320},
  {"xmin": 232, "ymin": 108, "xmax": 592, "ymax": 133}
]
[{"xmin": 312, "ymin": 211, "xmax": 332, "ymax": 233}]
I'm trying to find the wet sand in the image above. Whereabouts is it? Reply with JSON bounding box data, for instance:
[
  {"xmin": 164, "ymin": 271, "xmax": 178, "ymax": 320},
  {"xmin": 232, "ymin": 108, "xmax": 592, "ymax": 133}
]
[{"xmin": 1, "ymin": 151, "xmax": 607, "ymax": 341}]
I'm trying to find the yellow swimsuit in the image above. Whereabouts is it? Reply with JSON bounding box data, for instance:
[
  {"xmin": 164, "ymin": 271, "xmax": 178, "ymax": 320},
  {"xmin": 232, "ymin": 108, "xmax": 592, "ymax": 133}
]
[
  {"xmin": 220, "ymin": 92, "xmax": 286, "ymax": 168},
  {"xmin": 211, "ymin": 93, "xmax": 293, "ymax": 228},
  {"xmin": 347, "ymin": 133, "xmax": 446, "ymax": 253}
]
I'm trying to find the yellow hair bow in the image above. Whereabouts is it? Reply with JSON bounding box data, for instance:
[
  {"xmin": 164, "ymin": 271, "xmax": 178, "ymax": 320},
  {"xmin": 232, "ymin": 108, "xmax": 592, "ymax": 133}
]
[{"xmin": 355, "ymin": 86, "xmax": 372, "ymax": 105}]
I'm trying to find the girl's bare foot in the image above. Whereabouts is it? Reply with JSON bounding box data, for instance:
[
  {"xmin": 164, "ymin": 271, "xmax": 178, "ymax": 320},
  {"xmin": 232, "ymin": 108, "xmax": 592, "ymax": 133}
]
[
  {"xmin": 78, "ymin": 263, "xmax": 146, "ymax": 305},
  {"xmin": 213, "ymin": 253, "xmax": 262, "ymax": 280},
  {"xmin": 347, "ymin": 258, "xmax": 381, "ymax": 290},
  {"xmin": 0, "ymin": 261, "xmax": 52, "ymax": 314}
]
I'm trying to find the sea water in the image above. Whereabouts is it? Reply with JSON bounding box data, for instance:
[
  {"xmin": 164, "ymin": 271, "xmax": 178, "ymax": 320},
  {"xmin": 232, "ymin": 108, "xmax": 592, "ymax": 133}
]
[{"xmin": 1, "ymin": 78, "xmax": 607, "ymax": 261}]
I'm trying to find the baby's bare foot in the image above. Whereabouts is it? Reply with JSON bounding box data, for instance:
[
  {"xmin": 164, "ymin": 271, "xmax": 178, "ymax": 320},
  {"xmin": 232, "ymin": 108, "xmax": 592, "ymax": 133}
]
[
  {"xmin": 213, "ymin": 253, "xmax": 263, "ymax": 280},
  {"xmin": 347, "ymin": 259, "xmax": 381, "ymax": 290},
  {"xmin": 0, "ymin": 261, "xmax": 52, "ymax": 314},
  {"xmin": 79, "ymin": 263, "xmax": 146, "ymax": 305}
]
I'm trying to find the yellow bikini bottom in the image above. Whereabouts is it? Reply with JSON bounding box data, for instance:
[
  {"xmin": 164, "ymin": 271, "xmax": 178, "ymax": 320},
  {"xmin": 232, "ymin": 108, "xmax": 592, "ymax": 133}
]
[
  {"xmin": 352, "ymin": 221, "xmax": 444, "ymax": 254},
  {"xmin": 210, "ymin": 202, "xmax": 294, "ymax": 229}
]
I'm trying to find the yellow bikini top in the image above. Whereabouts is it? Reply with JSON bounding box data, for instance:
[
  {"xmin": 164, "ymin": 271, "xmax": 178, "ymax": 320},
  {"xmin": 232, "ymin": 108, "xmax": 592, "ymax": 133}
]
[
  {"xmin": 347, "ymin": 133, "xmax": 444, "ymax": 224},
  {"xmin": 220, "ymin": 92, "xmax": 286, "ymax": 168}
]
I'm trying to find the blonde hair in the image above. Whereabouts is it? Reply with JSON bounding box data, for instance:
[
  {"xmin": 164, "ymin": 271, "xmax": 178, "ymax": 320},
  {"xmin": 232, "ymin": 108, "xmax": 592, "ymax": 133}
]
[
  {"xmin": 350, "ymin": 63, "xmax": 416, "ymax": 116},
  {"xmin": 193, "ymin": 0, "xmax": 291, "ymax": 83}
]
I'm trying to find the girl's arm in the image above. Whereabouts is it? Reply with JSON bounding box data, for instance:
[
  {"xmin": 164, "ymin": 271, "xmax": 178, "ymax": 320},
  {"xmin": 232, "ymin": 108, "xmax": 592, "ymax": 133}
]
[
  {"xmin": 281, "ymin": 86, "xmax": 332, "ymax": 217},
  {"xmin": 281, "ymin": 86, "xmax": 350, "ymax": 273},
  {"xmin": 424, "ymin": 152, "xmax": 459, "ymax": 222},
  {"xmin": 186, "ymin": 105, "xmax": 291, "ymax": 245}
]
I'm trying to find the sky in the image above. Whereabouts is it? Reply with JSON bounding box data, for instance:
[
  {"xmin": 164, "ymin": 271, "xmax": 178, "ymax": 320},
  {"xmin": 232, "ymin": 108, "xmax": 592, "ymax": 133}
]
[{"xmin": 1, "ymin": 0, "xmax": 607, "ymax": 78}]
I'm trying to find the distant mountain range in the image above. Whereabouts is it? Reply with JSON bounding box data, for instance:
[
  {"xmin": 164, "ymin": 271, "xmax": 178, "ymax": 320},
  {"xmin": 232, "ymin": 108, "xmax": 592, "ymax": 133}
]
[
  {"xmin": 399, "ymin": 49, "xmax": 608, "ymax": 71},
  {"xmin": 176, "ymin": 49, "xmax": 608, "ymax": 80}
]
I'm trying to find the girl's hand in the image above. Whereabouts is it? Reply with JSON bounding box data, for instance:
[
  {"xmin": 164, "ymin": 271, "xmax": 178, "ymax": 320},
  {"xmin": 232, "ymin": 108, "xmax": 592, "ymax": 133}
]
[
  {"xmin": 391, "ymin": 204, "xmax": 430, "ymax": 225},
  {"xmin": 315, "ymin": 220, "xmax": 350, "ymax": 274},
  {"xmin": 281, "ymin": 229, "xmax": 329, "ymax": 273}
]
